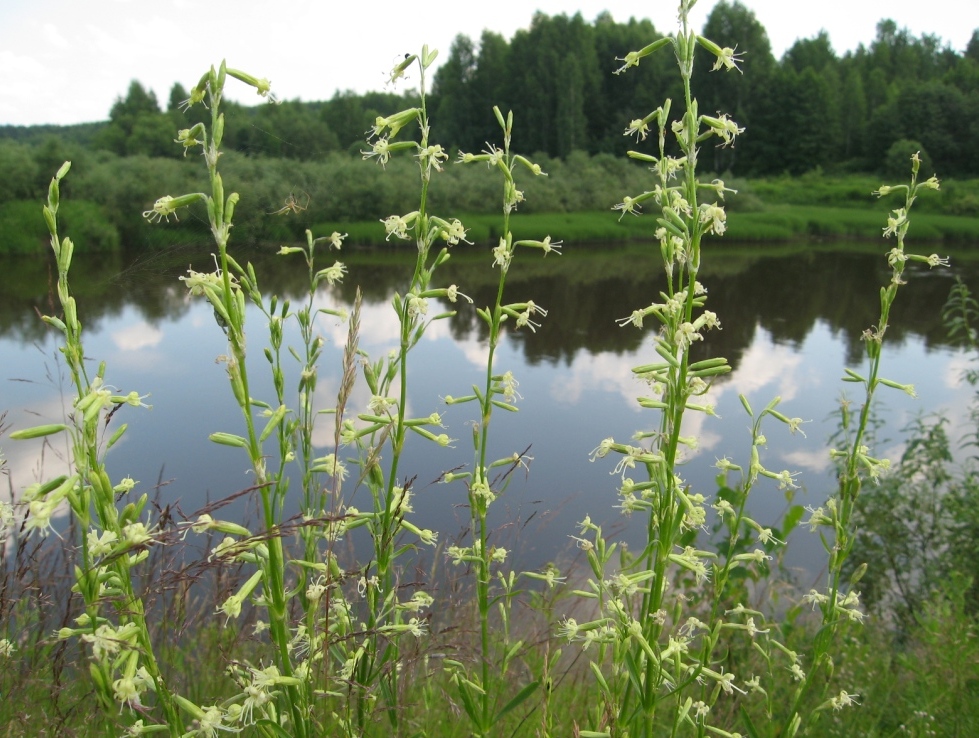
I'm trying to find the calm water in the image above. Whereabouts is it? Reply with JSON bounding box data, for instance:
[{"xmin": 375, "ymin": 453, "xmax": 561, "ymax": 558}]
[{"xmin": 2, "ymin": 241, "xmax": 976, "ymax": 582}]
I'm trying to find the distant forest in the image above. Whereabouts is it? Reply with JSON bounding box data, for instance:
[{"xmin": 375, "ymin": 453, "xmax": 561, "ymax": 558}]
[
  {"xmin": 1, "ymin": 2, "xmax": 977, "ymax": 253},
  {"xmin": 3, "ymin": 2, "xmax": 978, "ymax": 175}
]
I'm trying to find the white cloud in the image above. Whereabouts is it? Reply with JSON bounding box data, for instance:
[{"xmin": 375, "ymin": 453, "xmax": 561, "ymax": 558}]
[
  {"xmin": 943, "ymin": 353, "xmax": 972, "ymax": 389},
  {"xmin": 548, "ymin": 349, "xmax": 643, "ymax": 410},
  {"xmin": 42, "ymin": 23, "xmax": 69, "ymax": 49},
  {"xmin": 729, "ymin": 331, "xmax": 807, "ymax": 402},
  {"xmin": 112, "ymin": 321, "xmax": 164, "ymax": 351},
  {"xmin": 2, "ymin": 395, "xmax": 74, "ymax": 506},
  {"xmin": 782, "ymin": 448, "xmax": 832, "ymax": 474},
  {"xmin": 456, "ymin": 337, "xmax": 491, "ymax": 371}
]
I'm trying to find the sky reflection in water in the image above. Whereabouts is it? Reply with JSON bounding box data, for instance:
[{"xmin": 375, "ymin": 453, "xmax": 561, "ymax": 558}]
[{"xmin": 2, "ymin": 243, "xmax": 976, "ymax": 584}]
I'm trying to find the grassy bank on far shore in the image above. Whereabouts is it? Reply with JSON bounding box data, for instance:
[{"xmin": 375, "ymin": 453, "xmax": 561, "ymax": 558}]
[
  {"xmin": 315, "ymin": 205, "xmax": 979, "ymax": 248},
  {"xmin": 3, "ymin": 191, "xmax": 977, "ymax": 255}
]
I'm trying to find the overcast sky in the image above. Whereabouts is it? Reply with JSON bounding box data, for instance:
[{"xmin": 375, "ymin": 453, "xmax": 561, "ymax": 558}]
[{"xmin": 1, "ymin": 0, "xmax": 975, "ymax": 127}]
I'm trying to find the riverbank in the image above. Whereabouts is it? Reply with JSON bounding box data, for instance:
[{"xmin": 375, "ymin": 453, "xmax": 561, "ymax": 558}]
[
  {"xmin": 317, "ymin": 205, "xmax": 979, "ymax": 247},
  {"xmin": 2, "ymin": 174, "xmax": 976, "ymax": 254}
]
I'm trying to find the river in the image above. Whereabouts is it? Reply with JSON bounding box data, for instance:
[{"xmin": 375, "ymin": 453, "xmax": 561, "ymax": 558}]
[{"xmin": 1, "ymin": 240, "xmax": 975, "ymax": 584}]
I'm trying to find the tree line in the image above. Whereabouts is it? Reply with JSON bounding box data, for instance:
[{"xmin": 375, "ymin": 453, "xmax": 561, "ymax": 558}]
[
  {"xmin": 429, "ymin": 3, "xmax": 979, "ymax": 177},
  {"xmin": 3, "ymin": 2, "xmax": 979, "ymax": 177},
  {"xmin": 2, "ymin": 0, "xmax": 978, "ymax": 252}
]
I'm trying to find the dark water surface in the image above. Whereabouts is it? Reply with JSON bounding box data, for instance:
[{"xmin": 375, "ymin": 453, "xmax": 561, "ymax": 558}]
[{"xmin": 3, "ymin": 241, "xmax": 977, "ymax": 583}]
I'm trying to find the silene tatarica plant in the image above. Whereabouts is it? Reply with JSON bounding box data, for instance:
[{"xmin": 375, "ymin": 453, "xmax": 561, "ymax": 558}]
[
  {"xmin": 440, "ymin": 105, "xmax": 560, "ymax": 737},
  {"xmin": 355, "ymin": 50, "xmax": 559, "ymax": 736},
  {"xmin": 560, "ymin": 2, "xmax": 945, "ymax": 737},
  {"xmin": 13, "ymin": 161, "xmax": 186, "ymax": 733}
]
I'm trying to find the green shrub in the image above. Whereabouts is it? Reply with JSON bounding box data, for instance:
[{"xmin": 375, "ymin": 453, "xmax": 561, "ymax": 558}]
[{"xmin": 885, "ymin": 138, "xmax": 934, "ymax": 180}]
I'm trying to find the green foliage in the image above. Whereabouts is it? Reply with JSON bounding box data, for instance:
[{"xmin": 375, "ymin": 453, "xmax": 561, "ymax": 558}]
[
  {"xmin": 820, "ymin": 580, "xmax": 979, "ymax": 737},
  {"xmin": 844, "ymin": 416, "xmax": 958, "ymax": 629},
  {"xmin": 57, "ymin": 200, "xmax": 120, "ymax": 252},
  {"xmin": 0, "ymin": 139, "xmax": 39, "ymax": 202},
  {"xmin": 0, "ymin": 199, "xmax": 117, "ymax": 253},
  {"xmin": 885, "ymin": 138, "xmax": 934, "ymax": 179},
  {"xmin": 0, "ymin": 200, "xmax": 46, "ymax": 253},
  {"xmin": 234, "ymin": 99, "xmax": 339, "ymax": 158},
  {"xmin": 693, "ymin": 0, "xmax": 776, "ymax": 172},
  {"xmin": 99, "ymin": 80, "xmax": 179, "ymax": 158},
  {"xmin": 3, "ymin": 141, "xmax": 977, "ymax": 254}
]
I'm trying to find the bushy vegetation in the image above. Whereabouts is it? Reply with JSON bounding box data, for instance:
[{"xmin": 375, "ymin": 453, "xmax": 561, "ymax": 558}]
[
  {"xmin": 1, "ymin": 141, "xmax": 978, "ymax": 254},
  {"xmin": 1, "ymin": 3, "xmax": 978, "ymax": 255}
]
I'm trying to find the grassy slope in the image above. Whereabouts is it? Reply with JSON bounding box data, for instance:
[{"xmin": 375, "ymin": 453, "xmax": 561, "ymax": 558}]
[
  {"xmin": 2, "ymin": 172, "xmax": 976, "ymax": 254},
  {"xmin": 314, "ymin": 205, "xmax": 979, "ymax": 248}
]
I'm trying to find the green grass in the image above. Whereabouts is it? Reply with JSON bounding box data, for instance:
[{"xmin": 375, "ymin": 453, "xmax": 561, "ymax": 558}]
[
  {"xmin": 1, "ymin": 167, "xmax": 976, "ymax": 255},
  {"xmin": 314, "ymin": 205, "xmax": 979, "ymax": 248},
  {"xmin": 2, "ymin": 563, "xmax": 977, "ymax": 737},
  {"xmin": 723, "ymin": 205, "xmax": 979, "ymax": 242}
]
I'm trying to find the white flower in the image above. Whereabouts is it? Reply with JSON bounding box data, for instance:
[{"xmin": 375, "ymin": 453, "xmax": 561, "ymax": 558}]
[
  {"xmin": 712, "ymin": 46, "xmax": 745, "ymax": 73},
  {"xmin": 406, "ymin": 295, "xmax": 428, "ymax": 318},
  {"xmin": 446, "ymin": 545, "xmax": 470, "ymax": 565},
  {"xmin": 700, "ymin": 203, "xmax": 727, "ymax": 235},
  {"xmin": 883, "ymin": 208, "xmax": 907, "ymax": 238},
  {"xmin": 614, "ymin": 51, "xmax": 641, "ymax": 75},
  {"xmin": 368, "ymin": 395, "xmax": 397, "ymax": 414},
  {"xmin": 25, "ymin": 498, "xmax": 60, "ymax": 538},
  {"xmin": 381, "ymin": 214, "xmax": 411, "ymax": 240},
  {"xmin": 830, "ymin": 690, "xmax": 860, "ymax": 710},
  {"xmin": 306, "ymin": 576, "xmax": 328, "ymax": 603},
  {"xmin": 590, "ymin": 437, "xmax": 615, "ymax": 461},
  {"xmin": 142, "ymin": 196, "xmax": 178, "ymax": 223},
  {"xmin": 557, "ymin": 617, "xmax": 579, "ymax": 641},
  {"xmin": 540, "ymin": 236, "xmax": 563, "ymax": 256},
  {"xmin": 624, "ymin": 118, "xmax": 650, "ymax": 141},
  {"xmin": 88, "ymin": 529, "xmax": 119, "ymax": 557},
  {"xmin": 704, "ymin": 113, "xmax": 744, "ymax": 147},
  {"xmin": 122, "ymin": 521, "xmax": 153, "ymax": 546},
  {"xmin": 362, "ymin": 136, "xmax": 392, "ymax": 167},
  {"xmin": 316, "ymin": 261, "xmax": 346, "ymax": 286},
  {"xmin": 446, "ymin": 284, "xmax": 473, "ymax": 304},
  {"xmin": 113, "ymin": 675, "xmax": 143, "ymax": 708},
  {"xmin": 612, "ymin": 195, "xmax": 643, "ymax": 219},
  {"xmin": 443, "ymin": 219, "xmax": 472, "ymax": 245},
  {"xmin": 492, "ymin": 238, "xmax": 511, "ymax": 270},
  {"xmin": 418, "ymin": 144, "xmax": 448, "ymax": 174}
]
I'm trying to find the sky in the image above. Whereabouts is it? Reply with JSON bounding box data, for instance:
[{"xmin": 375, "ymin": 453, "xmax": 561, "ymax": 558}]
[{"xmin": 1, "ymin": 0, "xmax": 975, "ymax": 127}]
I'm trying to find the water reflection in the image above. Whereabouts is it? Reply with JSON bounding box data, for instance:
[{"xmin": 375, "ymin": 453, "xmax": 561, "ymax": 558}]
[{"xmin": 1, "ymin": 242, "xmax": 976, "ymax": 581}]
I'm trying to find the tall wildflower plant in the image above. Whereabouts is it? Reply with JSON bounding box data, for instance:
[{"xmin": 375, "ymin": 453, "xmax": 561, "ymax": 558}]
[
  {"xmin": 787, "ymin": 152, "xmax": 945, "ymax": 735},
  {"xmin": 560, "ymin": 3, "xmax": 768, "ymax": 733},
  {"xmin": 441, "ymin": 106, "xmax": 559, "ymax": 736},
  {"xmin": 341, "ymin": 45, "xmax": 472, "ymax": 733},
  {"xmin": 13, "ymin": 58, "xmax": 443, "ymax": 738},
  {"xmin": 558, "ymin": 1, "xmax": 842, "ymax": 736},
  {"xmin": 145, "ymin": 63, "xmax": 329, "ymax": 738},
  {"xmin": 6, "ymin": 20, "xmax": 955, "ymax": 738},
  {"xmin": 43, "ymin": 62, "xmax": 351, "ymax": 737},
  {"xmin": 10, "ymin": 162, "xmax": 188, "ymax": 735}
]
